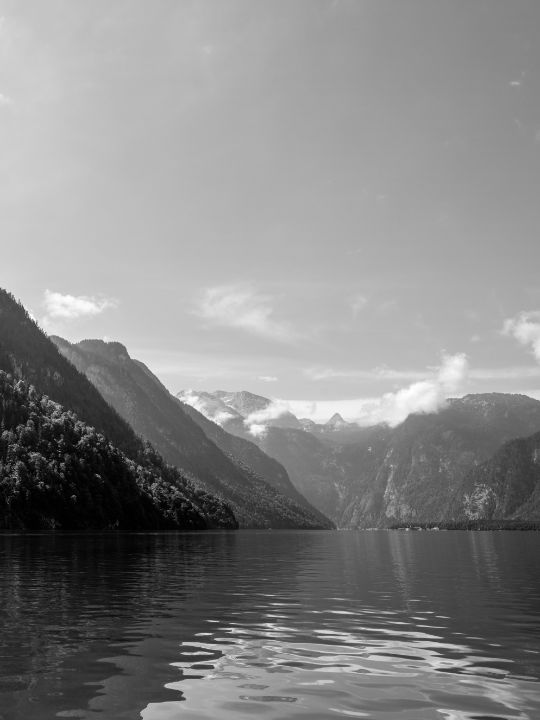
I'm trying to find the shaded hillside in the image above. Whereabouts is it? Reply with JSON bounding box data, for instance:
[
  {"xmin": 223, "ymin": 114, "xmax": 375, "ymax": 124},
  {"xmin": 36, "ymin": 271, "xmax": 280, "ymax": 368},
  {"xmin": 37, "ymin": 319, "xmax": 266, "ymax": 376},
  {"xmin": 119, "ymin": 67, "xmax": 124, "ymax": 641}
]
[
  {"xmin": 0, "ymin": 290, "xmax": 140, "ymax": 458},
  {"xmin": 451, "ymin": 430, "xmax": 540, "ymax": 521},
  {"xmin": 0, "ymin": 288, "xmax": 236, "ymax": 530},
  {"xmin": 335, "ymin": 394, "xmax": 540, "ymax": 527},
  {"xmin": 0, "ymin": 371, "xmax": 235, "ymax": 531},
  {"xmin": 181, "ymin": 388, "xmax": 540, "ymax": 528},
  {"xmin": 52, "ymin": 337, "xmax": 331, "ymax": 529},
  {"xmin": 179, "ymin": 401, "xmax": 332, "ymax": 527}
]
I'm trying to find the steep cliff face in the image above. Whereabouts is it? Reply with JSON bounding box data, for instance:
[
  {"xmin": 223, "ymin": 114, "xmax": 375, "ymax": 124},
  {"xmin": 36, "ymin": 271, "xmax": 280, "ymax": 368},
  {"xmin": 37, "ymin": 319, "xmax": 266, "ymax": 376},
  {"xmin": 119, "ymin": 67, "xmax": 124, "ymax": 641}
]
[
  {"xmin": 179, "ymin": 388, "xmax": 540, "ymax": 527},
  {"xmin": 451, "ymin": 431, "xmax": 540, "ymax": 522},
  {"xmin": 0, "ymin": 289, "xmax": 237, "ymax": 531},
  {"xmin": 52, "ymin": 337, "xmax": 332, "ymax": 529},
  {"xmin": 336, "ymin": 395, "xmax": 540, "ymax": 527},
  {"xmin": 179, "ymin": 402, "xmax": 331, "ymax": 527}
]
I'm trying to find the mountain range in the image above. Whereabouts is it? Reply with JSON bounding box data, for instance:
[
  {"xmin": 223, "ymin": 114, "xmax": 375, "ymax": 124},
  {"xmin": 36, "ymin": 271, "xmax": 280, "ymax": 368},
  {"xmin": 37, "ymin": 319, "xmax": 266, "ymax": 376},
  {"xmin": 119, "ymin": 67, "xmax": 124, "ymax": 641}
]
[
  {"xmin": 0, "ymin": 289, "xmax": 236, "ymax": 531},
  {"xmin": 51, "ymin": 337, "xmax": 331, "ymax": 529},
  {"xmin": 2, "ymin": 285, "xmax": 540, "ymax": 531},
  {"xmin": 179, "ymin": 389, "xmax": 540, "ymax": 528}
]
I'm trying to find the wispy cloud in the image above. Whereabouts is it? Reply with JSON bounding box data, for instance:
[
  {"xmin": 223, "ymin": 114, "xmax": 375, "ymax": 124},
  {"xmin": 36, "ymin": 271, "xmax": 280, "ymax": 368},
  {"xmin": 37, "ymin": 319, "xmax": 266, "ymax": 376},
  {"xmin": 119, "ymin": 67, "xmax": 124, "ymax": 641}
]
[
  {"xmin": 258, "ymin": 375, "xmax": 278, "ymax": 382},
  {"xmin": 503, "ymin": 310, "xmax": 540, "ymax": 362},
  {"xmin": 469, "ymin": 366, "xmax": 540, "ymax": 380},
  {"xmin": 195, "ymin": 284, "xmax": 295, "ymax": 342},
  {"xmin": 177, "ymin": 390, "xmax": 239, "ymax": 426},
  {"xmin": 0, "ymin": 93, "xmax": 13, "ymax": 107},
  {"xmin": 305, "ymin": 362, "xmax": 540, "ymax": 383},
  {"xmin": 43, "ymin": 290, "xmax": 117, "ymax": 321},
  {"xmin": 351, "ymin": 293, "xmax": 367, "ymax": 316},
  {"xmin": 304, "ymin": 365, "xmax": 426, "ymax": 382},
  {"xmin": 244, "ymin": 400, "xmax": 291, "ymax": 437},
  {"xmin": 300, "ymin": 353, "xmax": 469, "ymax": 427}
]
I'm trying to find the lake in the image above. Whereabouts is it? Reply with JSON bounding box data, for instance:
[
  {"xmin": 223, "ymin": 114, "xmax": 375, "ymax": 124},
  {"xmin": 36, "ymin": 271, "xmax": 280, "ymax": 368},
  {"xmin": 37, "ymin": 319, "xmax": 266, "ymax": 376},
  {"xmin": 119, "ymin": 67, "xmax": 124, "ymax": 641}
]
[{"xmin": 1, "ymin": 530, "xmax": 539, "ymax": 720}]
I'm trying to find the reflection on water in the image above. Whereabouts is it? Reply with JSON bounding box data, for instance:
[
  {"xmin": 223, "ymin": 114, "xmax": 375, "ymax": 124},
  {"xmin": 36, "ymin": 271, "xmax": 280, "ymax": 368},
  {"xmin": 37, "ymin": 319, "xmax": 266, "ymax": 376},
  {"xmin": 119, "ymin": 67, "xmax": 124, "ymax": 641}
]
[{"xmin": 0, "ymin": 531, "xmax": 539, "ymax": 720}]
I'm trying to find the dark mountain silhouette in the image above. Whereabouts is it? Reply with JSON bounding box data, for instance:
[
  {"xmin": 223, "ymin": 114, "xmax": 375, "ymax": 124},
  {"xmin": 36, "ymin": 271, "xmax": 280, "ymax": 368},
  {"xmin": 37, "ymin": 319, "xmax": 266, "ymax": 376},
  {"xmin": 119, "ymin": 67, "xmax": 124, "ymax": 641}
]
[
  {"xmin": 181, "ymin": 389, "xmax": 540, "ymax": 527},
  {"xmin": 0, "ymin": 288, "xmax": 236, "ymax": 530},
  {"xmin": 451, "ymin": 429, "xmax": 540, "ymax": 521},
  {"xmin": 52, "ymin": 336, "xmax": 332, "ymax": 529}
]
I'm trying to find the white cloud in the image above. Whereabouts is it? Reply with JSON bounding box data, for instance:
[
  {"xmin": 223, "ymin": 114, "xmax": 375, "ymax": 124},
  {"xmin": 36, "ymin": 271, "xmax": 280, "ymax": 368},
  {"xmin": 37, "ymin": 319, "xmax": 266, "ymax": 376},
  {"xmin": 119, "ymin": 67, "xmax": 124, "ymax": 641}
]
[
  {"xmin": 258, "ymin": 375, "xmax": 278, "ymax": 382},
  {"xmin": 177, "ymin": 390, "xmax": 239, "ymax": 426},
  {"xmin": 296, "ymin": 353, "xmax": 469, "ymax": 427},
  {"xmin": 0, "ymin": 93, "xmax": 13, "ymax": 107},
  {"xmin": 181, "ymin": 354, "xmax": 470, "ymax": 433},
  {"xmin": 247, "ymin": 423, "xmax": 267, "ymax": 438},
  {"xmin": 503, "ymin": 310, "xmax": 540, "ymax": 362},
  {"xmin": 244, "ymin": 400, "xmax": 291, "ymax": 437},
  {"xmin": 345, "ymin": 353, "xmax": 467, "ymax": 426},
  {"xmin": 244, "ymin": 400, "xmax": 290, "ymax": 429},
  {"xmin": 195, "ymin": 284, "xmax": 295, "ymax": 341},
  {"xmin": 43, "ymin": 290, "xmax": 117, "ymax": 321}
]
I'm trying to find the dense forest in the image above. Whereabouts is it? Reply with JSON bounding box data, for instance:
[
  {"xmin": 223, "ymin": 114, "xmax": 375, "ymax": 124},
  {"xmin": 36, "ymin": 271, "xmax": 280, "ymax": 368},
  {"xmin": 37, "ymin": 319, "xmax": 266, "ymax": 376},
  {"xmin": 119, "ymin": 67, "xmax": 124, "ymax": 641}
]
[
  {"xmin": 0, "ymin": 289, "xmax": 237, "ymax": 530},
  {"xmin": 0, "ymin": 370, "xmax": 236, "ymax": 530},
  {"xmin": 0, "ymin": 289, "xmax": 331, "ymax": 529},
  {"xmin": 53, "ymin": 336, "xmax": 333, "ymax": 529},
  {"xmin": 0, "ymin": 289, "xmax": 143, "ymax": 459}
]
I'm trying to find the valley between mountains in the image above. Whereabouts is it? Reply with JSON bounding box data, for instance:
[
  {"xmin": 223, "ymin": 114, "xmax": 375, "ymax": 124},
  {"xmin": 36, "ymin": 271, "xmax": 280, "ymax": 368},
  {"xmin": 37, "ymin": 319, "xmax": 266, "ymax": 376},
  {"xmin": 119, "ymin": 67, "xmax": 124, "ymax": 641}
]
[{"xmin": 2, "ymin": 287, "xmax": 540, "ymax": 531}]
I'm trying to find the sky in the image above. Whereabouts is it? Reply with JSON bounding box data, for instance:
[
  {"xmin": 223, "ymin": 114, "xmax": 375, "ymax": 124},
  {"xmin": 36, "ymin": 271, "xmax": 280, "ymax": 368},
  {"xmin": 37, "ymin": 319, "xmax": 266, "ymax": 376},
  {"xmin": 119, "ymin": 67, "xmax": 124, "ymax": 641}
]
[{"xmin": 2, "ymin": 0, "xmax": 540, "ymax": 421}]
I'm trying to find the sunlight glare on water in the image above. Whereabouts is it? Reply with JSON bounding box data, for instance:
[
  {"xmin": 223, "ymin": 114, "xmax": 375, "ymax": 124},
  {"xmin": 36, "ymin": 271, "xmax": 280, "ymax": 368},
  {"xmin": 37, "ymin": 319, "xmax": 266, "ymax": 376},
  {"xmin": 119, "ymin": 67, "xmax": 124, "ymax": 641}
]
[{"xmin": 1, "ymin": 530, "xmax": 539, "ymax": 720}]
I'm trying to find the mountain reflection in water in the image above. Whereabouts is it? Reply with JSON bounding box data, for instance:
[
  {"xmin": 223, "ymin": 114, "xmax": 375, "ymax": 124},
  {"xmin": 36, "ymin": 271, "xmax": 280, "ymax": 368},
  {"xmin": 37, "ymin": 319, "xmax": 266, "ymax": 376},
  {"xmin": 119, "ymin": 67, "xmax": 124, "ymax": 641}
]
[{"xmin": 0, "ymin": 530, "xmax": 539, "ymax": 720}]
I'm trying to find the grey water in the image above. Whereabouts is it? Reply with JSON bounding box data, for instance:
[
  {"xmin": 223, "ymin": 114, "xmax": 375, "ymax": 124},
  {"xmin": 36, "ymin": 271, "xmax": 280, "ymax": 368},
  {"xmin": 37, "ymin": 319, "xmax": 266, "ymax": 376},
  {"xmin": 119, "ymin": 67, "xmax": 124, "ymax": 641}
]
[{"xmin": 1, "ymin": 531, "xmax": 539, "ymax": 720}]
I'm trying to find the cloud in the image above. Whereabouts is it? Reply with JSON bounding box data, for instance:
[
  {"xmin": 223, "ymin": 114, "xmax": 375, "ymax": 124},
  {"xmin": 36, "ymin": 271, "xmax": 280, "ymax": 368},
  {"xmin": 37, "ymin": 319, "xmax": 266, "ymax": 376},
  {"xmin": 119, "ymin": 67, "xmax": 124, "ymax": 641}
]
[
  {"xmin": 503, "ymin": 310, "xmax": 540, "ymax": 361},
  {"xmin": 305, "ymin": 362, "xmax": 540, "ymax": 384},
  {"xmin": 0, "ymin": 93, "xmax": 13, "ymax": 107},
  {"xmin": 195, "ymin": 284, "xmax": 295, "ymax": 341},
  {"xmin": 304, "ymin": 366, "xmax": 426, "ymax": 382},
  {"xmin": 258, "ymin": 375, "xmax": 278, "ymax": 382},
  {"xmin": 177, "ymin": 390, "xmax": 239, "ymax": 426},
  {"xmin": 43, "ymin": 290, "xmax": 117, "ymax": 321},
  {"xmin": 245, "ymin": 400, "xmax": 288, "ymax": 424},
  {"xmin": 469, "ymin": 365, "xmax": 540, "ymax": 380},
  {"xmin": 298, "ymin": 353, "xmax": 469, "ymax": 427},
  {"xmin": 244, "ymin": 399, "xmax": 292, "ymax": 437},
  {"xmin": 351, "ymin": 294, "xmax": 367, "ymax": 316},
  {"xmin": 349, "ymin": 352, "xmax": 468, "ymax": 426}
]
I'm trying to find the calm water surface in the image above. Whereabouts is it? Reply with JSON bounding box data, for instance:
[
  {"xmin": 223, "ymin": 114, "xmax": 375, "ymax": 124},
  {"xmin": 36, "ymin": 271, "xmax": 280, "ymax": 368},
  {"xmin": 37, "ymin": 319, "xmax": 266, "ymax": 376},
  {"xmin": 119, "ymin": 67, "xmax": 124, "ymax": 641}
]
[{"xmin": 1, "ymin": 530, "xmax": 539, "ymax": 720}]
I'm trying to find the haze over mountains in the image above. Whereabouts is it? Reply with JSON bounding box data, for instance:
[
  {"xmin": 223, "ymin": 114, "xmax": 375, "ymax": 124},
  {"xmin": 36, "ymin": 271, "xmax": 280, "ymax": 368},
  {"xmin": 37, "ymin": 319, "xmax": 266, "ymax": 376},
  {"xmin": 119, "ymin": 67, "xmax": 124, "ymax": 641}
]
[
  {"xmin": 180, "ymin": 389, "xmax": 540, "ymax": 528},
  {"xmin": 0, "ymin": 289, "xmax": 236, "ymax": 531},
  {"xmin": 2, "ymin": 286, "xmax": 540, "ymax": 531},
  {"xmin": 51, "ymin": 338, "xmax": 331, "ymax": 529}
]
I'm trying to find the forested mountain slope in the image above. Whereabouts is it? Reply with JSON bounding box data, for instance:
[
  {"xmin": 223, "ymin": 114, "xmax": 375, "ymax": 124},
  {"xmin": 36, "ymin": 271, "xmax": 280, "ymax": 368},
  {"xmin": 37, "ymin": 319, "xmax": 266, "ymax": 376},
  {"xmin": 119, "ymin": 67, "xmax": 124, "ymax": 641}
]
[
  {"xmin": 0, "ymin": 288, "xmax": 236, "ymax": 530},
  {"xmin": 0, "ymin": 371, "xmax": 235, "ymax": 530},
  {"xmin": 452, "ymin": 429, "xmax": 540, "ymax": 522},
  {"xmin": 181, "ymin": 388, "xmax": 540, "ymax": 527},
  {"xmin": 52, "ymin": 336, "xmax": 331, "ymax": 529}
]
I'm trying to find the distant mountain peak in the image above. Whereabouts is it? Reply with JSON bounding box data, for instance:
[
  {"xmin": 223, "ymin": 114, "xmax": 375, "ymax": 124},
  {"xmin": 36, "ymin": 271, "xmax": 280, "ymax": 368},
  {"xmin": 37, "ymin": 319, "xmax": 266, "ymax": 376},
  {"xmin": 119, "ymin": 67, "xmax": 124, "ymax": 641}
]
[
  {"xmin": 77, "ymin": 339, "xmax": 131, "ymax": 362},
  {"xmin": 326, "ymin": 412, "xmax": 348, "ymax": 427},
  {"xmin": 213, "ymin": 390, "xmax": 271, "ymax": 416},
  {"xmin": 52, "ymin": 336, "xmax": 131, "ymax": 363}
]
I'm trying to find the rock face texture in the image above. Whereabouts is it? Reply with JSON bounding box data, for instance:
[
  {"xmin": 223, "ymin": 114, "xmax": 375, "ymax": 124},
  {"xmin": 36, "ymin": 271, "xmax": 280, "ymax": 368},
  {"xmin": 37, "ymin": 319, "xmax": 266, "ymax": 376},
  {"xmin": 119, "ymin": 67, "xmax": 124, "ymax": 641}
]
[
  {"xmin": 452, "ymin": 431, "xmax": 540, "ymax": 522},
  {"xmin": 180, "ymin": 389, "xmax": 540, "ymax": 527},
  {"xmin": 53, "ymin": 337, "xmax": 332, "ymax": 529}
]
